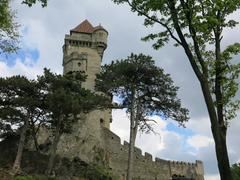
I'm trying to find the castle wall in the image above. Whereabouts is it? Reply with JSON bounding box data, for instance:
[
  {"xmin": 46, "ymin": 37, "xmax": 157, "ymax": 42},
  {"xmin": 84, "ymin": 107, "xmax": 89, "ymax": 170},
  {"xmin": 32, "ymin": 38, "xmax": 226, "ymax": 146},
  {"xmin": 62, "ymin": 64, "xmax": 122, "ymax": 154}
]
[
  {"xmin": 102, "ymin": 128, "xmax": 204, "ymax": 180},
  {"xmin": 56, "ymin": 110, "xmax": 110, "ymax": 163}
]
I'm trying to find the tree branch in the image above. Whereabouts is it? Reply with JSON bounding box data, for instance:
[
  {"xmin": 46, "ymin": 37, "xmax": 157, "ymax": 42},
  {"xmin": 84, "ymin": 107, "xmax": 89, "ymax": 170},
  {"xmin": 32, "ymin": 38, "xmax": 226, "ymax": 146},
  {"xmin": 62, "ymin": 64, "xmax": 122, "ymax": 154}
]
[
  {"xmin": 126, "ymin": 0, "xmax": 183, "ymax": 46},
  {"xmin": 180, "ymin": 0, "xmax": 208, "ymax": 76},
  {"xmin": 167, "ymin": 1, "xmax": 204, "ymax": 81}
]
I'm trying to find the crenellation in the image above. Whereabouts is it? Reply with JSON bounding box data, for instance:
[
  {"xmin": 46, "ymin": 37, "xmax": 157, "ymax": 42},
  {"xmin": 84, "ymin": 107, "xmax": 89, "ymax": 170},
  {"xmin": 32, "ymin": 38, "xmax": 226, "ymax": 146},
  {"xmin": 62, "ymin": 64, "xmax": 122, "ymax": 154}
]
[
  {"xmin": 102, "ymin": 123, "xmax": 204, "ymax": 179},
  {"xmin": 144, "ymin": 152, "xmax": 153, "ymax": 161},
  {"xmin": 134, "ymin": 147, "xmax": 142, "ymax": 156},
  {"xmin": 123, "ymin": 140, "xmax": 129, "ymax": 147}
]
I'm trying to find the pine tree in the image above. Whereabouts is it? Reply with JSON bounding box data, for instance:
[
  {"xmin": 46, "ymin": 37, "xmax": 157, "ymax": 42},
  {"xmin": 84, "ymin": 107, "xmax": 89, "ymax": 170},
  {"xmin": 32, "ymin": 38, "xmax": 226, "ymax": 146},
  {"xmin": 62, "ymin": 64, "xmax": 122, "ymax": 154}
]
[{"xmin": 96, "ymin": 53, "xmax": 188, "ymax": 180}]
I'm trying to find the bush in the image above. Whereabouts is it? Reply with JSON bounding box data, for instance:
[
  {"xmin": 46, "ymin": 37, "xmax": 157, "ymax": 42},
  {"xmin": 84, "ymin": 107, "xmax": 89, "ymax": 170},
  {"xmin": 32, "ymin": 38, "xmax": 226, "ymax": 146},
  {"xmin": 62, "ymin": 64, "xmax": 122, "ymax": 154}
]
[
  {"xmin": 231, "ymin": 163, "xmax": 240, "ymax": 180},
  {"xmin": 14, "ymin": 176, "xmax": 33, "ymax": 180}
]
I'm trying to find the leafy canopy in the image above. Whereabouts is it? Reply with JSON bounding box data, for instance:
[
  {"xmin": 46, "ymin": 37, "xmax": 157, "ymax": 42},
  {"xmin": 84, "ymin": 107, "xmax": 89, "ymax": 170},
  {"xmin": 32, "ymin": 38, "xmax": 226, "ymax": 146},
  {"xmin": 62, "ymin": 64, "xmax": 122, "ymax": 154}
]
[
  {"xmin": 39, "ymin": 69, "xmax": 110, "ymax": 134},
  {"xmin": 0, "ymin": 0, "xmax": 19, "ymax": 54},
  {"xmin": 22, "ymin": 0, "xmax": 48, "ymax": 7},
  {"xmin": 96, "ymin": 53, "xmax": 189, "ymax": 130},
  {"xmin": 0, "ymin": 0, "xmax": 48, "ymax": 54},
  {"xmin": 231, "ymin": 163, "xmax": 240, "ymax": 180},
  {"xmin": 112, "ymin": 0, "xmax": 240, "ymax": 124},
  {"xmin": 0, "ymin": 73, "xmax": 51, "ymax": 142}
]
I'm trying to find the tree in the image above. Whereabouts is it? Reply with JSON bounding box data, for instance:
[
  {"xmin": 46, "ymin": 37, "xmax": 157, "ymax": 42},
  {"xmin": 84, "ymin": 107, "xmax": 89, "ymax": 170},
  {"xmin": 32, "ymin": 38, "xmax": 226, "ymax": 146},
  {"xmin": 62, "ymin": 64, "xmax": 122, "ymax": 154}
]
[
  {"xmin": 112, "ymin": 1, "xmax": 240, "ymax": 179},
  {"xmin": 0, "ymin": 0, "xmax": 47, "ymax": 55},
  {"xmin": 0, "ymin": 75, "xmax": 47, "ymax": 174},
  {"xmin": 96, "ymin": 53, "xmax": 188, "ymax": 180},
  {"xmin": 231, "ymin": 163, "xmax": 240, "ymax": 180},
  {"xmin": 41, "ymin": 69, "xmax": 110, "ymax": 175},
  {"xmin": 0, "ymin": 0, "xmax": 19, "ymax": 54}
]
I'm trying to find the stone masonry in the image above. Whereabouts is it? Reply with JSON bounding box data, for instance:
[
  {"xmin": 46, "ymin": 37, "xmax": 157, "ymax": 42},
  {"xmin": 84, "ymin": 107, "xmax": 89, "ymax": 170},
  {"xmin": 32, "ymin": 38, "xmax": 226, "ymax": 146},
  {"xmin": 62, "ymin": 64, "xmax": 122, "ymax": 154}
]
[{"xmin": 39, "ymin": 20, "xmax": 204, "ymax": 180}]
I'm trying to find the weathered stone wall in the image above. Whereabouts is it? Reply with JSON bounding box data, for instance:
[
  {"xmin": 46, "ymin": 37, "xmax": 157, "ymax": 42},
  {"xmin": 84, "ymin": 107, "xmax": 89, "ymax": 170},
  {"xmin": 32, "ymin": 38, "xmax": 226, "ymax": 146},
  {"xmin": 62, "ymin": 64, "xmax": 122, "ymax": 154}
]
[
  {"xmin": 63, "ymin": 45, "xmax": 102, "ymax": 91},
  {"xmin": 56, "ymin": 110, "xmax": 111, "ymax": 164},
  {"xmin": 102, "ymin": 128, "xmax": 204, "ymax": 180}
]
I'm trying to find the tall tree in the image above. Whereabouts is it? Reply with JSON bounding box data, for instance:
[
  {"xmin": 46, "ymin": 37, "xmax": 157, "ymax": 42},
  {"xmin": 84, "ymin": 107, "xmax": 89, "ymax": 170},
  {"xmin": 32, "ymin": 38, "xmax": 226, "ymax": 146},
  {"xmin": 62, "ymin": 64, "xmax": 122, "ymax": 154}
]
[
  {"xmin": 112, "ymin": 1, "xmax": 240, "ymax": 179},
  {"xmin": 96, "ymin": 53, "xmax": 188, "ymax": 180},
  {"xmin": 41, "ymin": 69, "xmax": 110, "ymax": 175},
  {"xmin": 0, "ymin": 75, "xmax": 47, "ymax": 174}
]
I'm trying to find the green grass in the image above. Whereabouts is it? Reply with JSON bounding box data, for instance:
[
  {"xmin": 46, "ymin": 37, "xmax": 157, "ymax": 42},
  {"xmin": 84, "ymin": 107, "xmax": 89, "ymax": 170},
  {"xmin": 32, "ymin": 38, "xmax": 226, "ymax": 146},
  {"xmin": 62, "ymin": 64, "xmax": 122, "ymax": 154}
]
[{"xmin": 14, "ymin": 175, "xmax": 56, "ymax": 180}]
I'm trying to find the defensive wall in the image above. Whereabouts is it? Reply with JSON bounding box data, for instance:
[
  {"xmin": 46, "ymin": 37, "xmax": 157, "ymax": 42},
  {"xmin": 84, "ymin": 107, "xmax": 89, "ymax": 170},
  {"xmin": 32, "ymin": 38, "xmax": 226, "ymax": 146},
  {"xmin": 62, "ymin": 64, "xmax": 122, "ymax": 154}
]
[{"xmin": 102, "ymin": 127, "xmax": 204, "ymax": 180}]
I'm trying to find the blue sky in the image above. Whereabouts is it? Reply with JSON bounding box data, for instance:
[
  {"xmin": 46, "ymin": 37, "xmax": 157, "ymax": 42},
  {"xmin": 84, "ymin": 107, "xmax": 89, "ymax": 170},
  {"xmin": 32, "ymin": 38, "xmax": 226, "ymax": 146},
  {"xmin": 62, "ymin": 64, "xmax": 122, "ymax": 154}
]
[
  {"xmin": 0, "ymin": 48, "xmax": 39, "ymax": 67},
  {"xmin": 0, "ymin": 27, "xmax": 39, "ymax": 67}
]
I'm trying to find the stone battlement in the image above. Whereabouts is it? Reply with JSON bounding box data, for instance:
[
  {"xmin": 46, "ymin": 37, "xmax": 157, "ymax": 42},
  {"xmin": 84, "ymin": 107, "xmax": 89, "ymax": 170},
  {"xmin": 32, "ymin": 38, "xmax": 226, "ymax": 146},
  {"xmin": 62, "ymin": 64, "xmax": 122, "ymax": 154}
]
[{"xmin": 103, "ymin": 127, "xmax": 204, "ymax": 179}]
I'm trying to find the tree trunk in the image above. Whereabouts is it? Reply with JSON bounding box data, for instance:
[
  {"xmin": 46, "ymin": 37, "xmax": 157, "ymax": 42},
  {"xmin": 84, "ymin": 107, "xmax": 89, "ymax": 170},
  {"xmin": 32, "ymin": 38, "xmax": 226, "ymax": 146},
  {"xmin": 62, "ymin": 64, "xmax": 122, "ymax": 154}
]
[
  {"xmin": 127, "ymin": 121, "xmax": 137, "ymax": 180},
  {"xmin": 213, "ymin": 27, "xmax": 232, "ymax": 180},
  {"xmin": 215, "ymin": 130, "xmax": 232, "ymax": 180},
  {"xmin": 46, "ymin": 122, "xmax": 61, "ymax": 176},
  {"xmin": 12, "ymin": 120, "xmax": 29, "ymax": 175},
  {"xmin": 127, "ymin": 90, "xmax": 136, "ymax": 180},
  {"xmin": 31, "ymin": 126, "xmax": 39, "ymax": 152},
  {"xmin": 200, "ymin": 81, "xmax": 232, "ymax": 180},
  {"xmin": 32, "ymin": 131, "xmax": 39, "ymax": 152}
]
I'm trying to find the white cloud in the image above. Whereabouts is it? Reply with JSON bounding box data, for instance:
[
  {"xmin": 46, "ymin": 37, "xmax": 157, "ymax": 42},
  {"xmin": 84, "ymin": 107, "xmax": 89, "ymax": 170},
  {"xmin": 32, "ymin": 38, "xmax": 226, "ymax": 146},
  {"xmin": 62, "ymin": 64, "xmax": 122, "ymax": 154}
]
[
  {"xmin": 111, "ymin": 109, "xmax": 130, "ymax": 143},
  {"xmin": 0, "ymin": 59, "xmax": 42, "ymax": 79},
  {"xmin": 205, "ymin": 174, "xmax": 220, "ymax": 180},
  {"xmin": 187, "ymin": 135, "xmax": 214, "ymax": 149}
]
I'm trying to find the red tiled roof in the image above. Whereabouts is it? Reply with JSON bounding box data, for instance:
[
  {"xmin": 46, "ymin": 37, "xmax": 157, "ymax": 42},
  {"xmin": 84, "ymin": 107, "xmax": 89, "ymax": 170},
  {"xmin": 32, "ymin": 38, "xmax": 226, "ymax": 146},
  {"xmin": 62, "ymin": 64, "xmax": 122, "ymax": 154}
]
[
  {"xmin": 70, "ymin": 20, "xmax": 108, "ymax": 34},
  {"xmin": 71, "ymin": 20, "xmax": 94, "ymax": 33}
]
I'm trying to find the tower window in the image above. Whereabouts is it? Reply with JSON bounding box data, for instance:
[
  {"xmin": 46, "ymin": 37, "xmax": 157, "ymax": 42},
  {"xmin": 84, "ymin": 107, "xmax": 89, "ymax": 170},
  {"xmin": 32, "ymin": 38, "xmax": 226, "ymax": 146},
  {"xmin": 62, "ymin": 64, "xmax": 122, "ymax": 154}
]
[
  {"xmin": 78, "ymin": 62, "xmax": 81, "ymax": 67},
  {"xmin": 100, "ymin": 118, "xmax": 104, "ymax": 124}
]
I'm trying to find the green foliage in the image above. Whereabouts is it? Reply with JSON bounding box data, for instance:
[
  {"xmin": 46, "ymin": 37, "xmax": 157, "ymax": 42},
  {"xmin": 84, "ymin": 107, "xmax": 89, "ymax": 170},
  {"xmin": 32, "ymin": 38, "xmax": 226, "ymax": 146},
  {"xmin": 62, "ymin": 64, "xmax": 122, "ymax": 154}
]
[
  {"xmin": 0, "ymin": 74, "xmax": 49, "ymax": 148},
  {"xmin": 14, "ymin": 176, "xmax": 33, "ymax": 180},
  {"xmin": 21, "ymin": 0, "xmax": 48, "ymax": 7},
  {"xmin": 112, "ymin": 0, "xmax": 240, "ymax": 123},
  {"xmin": 231, "ymin": 163, "xmax": 240, "ymax": 180},
  {"xmin": 0, "ymin": 75, "xmax": 43, "ymax": 135},
  {"xmin": 14, "ymin": 175, "xmax": 55, "ymax": 180},
  {"xmin": 39, "ymin": 69, "xmax": 110, "ymax": 134},
  {"xmin": 0, "ymin": 0, "xmax": 19, "ymax": 54},
  {"xmin": 0, "ymin": 0, "xmax": 47, "ymax": 55},
  {"xmin": 96, "ymin": 53, "xmax": 189, "ymax": 130},
  {"xmin": 85, "ymin": 164, "xmax": 118, "ymax": 180}
]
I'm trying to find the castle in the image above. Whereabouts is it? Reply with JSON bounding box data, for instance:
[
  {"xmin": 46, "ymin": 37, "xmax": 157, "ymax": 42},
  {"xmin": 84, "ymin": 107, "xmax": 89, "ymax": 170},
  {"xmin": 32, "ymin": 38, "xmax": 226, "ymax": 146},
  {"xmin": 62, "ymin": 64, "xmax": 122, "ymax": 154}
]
[{"xmin": 39, "ymin": 20, "xmax": 204, "ymax": 180}]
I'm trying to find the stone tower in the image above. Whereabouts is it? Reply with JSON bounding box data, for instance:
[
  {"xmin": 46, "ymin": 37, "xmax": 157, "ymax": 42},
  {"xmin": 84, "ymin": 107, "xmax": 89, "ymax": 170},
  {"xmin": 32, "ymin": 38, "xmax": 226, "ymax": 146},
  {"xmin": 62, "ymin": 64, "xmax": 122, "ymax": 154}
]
[
  {"xmin": 62, "ymin": 19, "xmax": 111, "ymax": 129},
  {"xmin": 55, "ymin": 20, "xmax": 111, "ymax": 163},
  {"xmin": 62, "ymin": 19, "xmax": 108, "ymax": 90}
]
